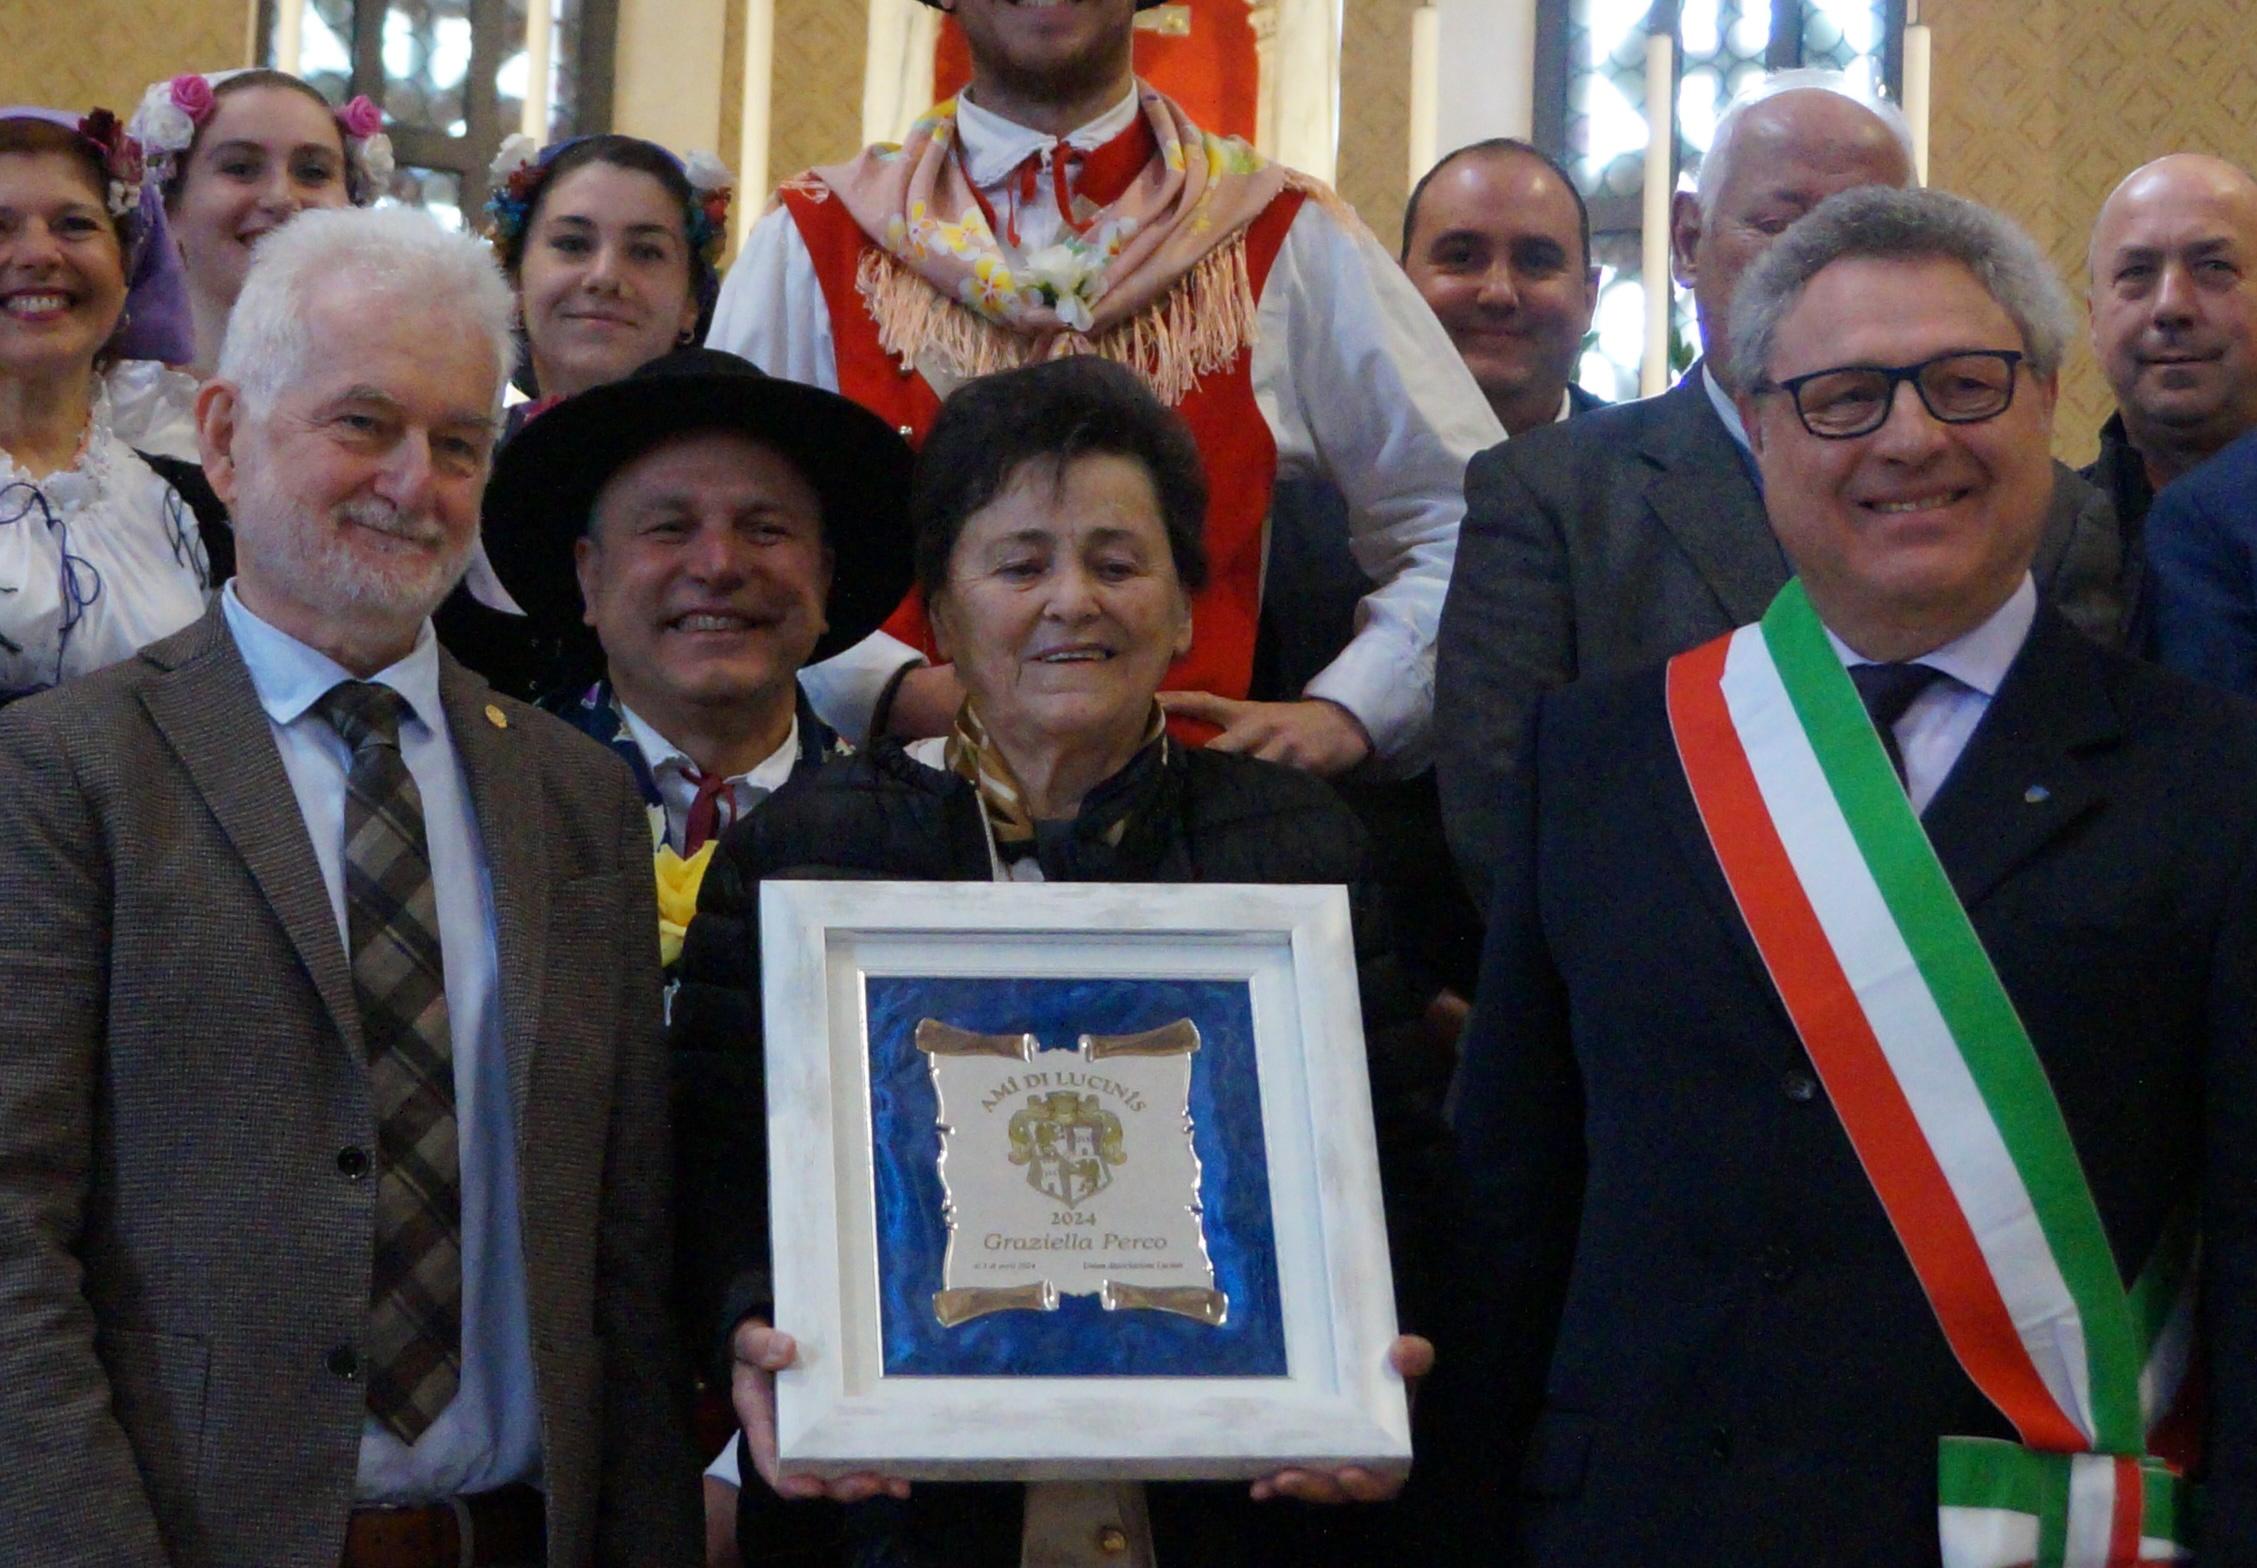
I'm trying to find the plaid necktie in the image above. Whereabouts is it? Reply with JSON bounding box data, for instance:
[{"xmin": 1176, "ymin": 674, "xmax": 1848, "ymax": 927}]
[{"xmin": 318, "ymin": 680, "xmax": 461, "ymax": 1444}]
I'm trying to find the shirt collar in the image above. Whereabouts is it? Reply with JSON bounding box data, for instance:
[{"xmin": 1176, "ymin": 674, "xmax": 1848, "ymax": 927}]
[
  {"xmin": 1823, "ymin": 574, "xmax": 2036, "ymax": 699},
  {"xmin": 221, "ymin": 580, "xmax": 446, "ymax": 737},
  {"xmin": 1702, "ymin": 361, "xmax": 1754, "ymax": 455},
  {"xmin": 1555, "ymin": 386, "xmax": 1575, "ymax": 424},
  {"xmin": 953, "ymin": 84, "xmax": 1143, "ymax": 189},
  {"xmin": 616, "ymin": 698, "xmax": 801, "ymax": 794}
]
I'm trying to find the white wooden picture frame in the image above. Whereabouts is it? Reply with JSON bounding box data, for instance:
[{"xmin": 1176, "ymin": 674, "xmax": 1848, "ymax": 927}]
[{"xmin": 759, "ymin": 879, "xmax": 1412, "ymax": 1481}]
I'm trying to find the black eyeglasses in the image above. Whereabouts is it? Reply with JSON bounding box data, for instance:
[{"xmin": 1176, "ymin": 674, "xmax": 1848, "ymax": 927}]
[{"xmin": 1753, "ymin": 350, "xmax": 2025, "ymax": 439}]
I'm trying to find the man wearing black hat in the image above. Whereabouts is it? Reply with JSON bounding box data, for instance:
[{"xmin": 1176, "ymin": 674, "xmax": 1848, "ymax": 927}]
[{"xmin": 481, "ymin": 347, "xmax": 914, "ymax": 864}]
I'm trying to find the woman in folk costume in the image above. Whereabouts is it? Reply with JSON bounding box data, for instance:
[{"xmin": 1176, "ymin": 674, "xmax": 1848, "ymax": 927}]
[
  {"xmin": 437, "ymin": 134, "xmax": 736, "ymax": 696},
  {"xmin": 0, "ymin": 108, "xmax": 219, "ymax": 704},
  {"xmin": 111, "ymin": 68, "xmax": 390, "ymax": 460},
  {"xmin": 708, "ymin": 0, "xmax": 1501, "ymax": 777}
]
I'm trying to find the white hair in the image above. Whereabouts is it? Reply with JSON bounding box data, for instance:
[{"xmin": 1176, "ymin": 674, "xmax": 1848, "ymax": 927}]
[
  {"xmin": 1696, "ymin": 67, "xmax": 1917, "ymax": 217},
  {"xmin": 217, "ymin": 205, "xmax": 516, "ymax": 414}
]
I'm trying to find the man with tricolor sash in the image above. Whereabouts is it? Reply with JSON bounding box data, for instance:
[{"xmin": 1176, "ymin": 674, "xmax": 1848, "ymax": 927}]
[
  {"xmin": 707, "ymin": 0, "xmax": 1498, "ymax": 779},
  {"xmin": 1427, "ymin": 186, "xmax": 2257, "ymax": 1567}
]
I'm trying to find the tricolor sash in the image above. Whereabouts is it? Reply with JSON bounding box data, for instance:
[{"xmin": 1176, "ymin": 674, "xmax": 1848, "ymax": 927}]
[{"xmin": 1664, "ymin": 581, "xmax": 2199, "ymax": 1568}]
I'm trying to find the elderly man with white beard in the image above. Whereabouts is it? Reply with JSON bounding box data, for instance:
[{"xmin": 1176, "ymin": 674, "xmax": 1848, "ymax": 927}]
[{"xmin": 0, "ymin": 205, "xmax": 700, "ymax": 1568}]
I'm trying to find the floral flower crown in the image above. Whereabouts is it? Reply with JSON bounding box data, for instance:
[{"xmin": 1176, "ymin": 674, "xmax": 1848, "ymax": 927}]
[
  {"xmin": 483, "ymin": 134, "xmax": 734, "ymax": 269},
  {"xmin": 127, "ymin": 71, "xmax": 396, "ymax": 202},
  {"xmin": 72, "ymin": 109, "xmax": 149, "ymax": 219}
]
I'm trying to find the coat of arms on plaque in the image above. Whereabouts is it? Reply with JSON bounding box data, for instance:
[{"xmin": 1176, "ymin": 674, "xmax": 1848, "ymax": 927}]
[
  {"xmin": 1009, "ymin": 1091, "xmax": 1125, "ymax": 1204},
  {"xmin": 916, "ymin": 1017, "xmax": 1229, "ymax": 1329}
]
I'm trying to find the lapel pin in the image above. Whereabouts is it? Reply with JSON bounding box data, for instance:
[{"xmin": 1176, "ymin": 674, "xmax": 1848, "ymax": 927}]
[
  {"xmin": 2023, "ymin": 784, "xmax": 2049, "ymax": 804},
  {"xmin": 485, "ymin": 704, "xmax": 509, "ymax": 730}
]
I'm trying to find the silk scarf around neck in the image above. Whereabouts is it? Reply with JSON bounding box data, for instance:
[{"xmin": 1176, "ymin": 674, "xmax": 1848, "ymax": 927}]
[{"xmin": 798, "ymin": 84, "xmax": 1315, "ymax": 404}]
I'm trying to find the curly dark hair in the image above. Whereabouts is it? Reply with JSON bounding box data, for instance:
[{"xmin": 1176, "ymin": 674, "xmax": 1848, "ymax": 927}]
[{"xmin": 911, "ymin": 356, "xmax": 1210, "ymax": 600}]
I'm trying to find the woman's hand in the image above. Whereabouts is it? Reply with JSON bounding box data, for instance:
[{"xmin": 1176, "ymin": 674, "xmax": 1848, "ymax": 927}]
[
  {"xmin": 1248, "ymin": 1334, "xmax": 1433, "ymax": 1504},
  {"xmin": 730, "ymin": 1319, "xmax": 911, "ymax": 1503}
]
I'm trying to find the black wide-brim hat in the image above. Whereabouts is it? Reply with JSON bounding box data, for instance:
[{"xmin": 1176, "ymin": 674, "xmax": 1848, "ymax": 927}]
[{"xmin": 481, "ymin": 347, "xmax": 915, "ymax": 668}]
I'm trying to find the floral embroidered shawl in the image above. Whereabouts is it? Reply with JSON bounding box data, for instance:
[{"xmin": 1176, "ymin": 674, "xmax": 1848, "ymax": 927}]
[{"xmin": 797, "ymin": 84, "xmax": 1319, "ymax": 404}]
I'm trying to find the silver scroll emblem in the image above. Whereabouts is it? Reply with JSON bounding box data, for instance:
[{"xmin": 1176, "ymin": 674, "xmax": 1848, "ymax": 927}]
[{"xmin": 915, "ymin": 1018, "xmax": 1228, "ymax": 1329}]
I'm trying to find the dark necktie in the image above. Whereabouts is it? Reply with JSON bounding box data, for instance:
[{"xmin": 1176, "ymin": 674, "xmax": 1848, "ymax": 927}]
[
  {"xmin": 1850, "ymin": 661, "xmax": 1947, "ymax": 790},
  {"xmin": 317, "ymin": 680, "xmax": 462, "ymax": 1444},
  {"xmin": 682, "ymin": 766, "xmax": 732, "ymax": 855}
]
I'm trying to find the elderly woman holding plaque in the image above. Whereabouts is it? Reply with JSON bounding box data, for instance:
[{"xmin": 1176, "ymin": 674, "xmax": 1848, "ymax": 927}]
[{"xmin": 671, "ymin": 356, "xmax": 1451, "ymax": 1567}]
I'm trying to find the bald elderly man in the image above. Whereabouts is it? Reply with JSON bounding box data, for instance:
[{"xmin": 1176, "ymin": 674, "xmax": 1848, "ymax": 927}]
[
  {"xmin": 2084, "ymin": 155, "xmax": 2257, "ymax": 536},
  {"xmin": 1432, "ymin": 69, "xmax": 2131, "ymax": 913}
]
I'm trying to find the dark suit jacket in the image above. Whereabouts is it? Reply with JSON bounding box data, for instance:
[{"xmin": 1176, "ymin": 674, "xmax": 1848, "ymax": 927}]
[
  {"xmin": 1423, "ymin": 607, "xmax": 2257, "ymax": 1565},
  {"xmin": 1432, "ymin": 366, "xmax": 2133, "ymax": 911},
  {"xmin": 2145, "ymin": 424, "xmax": 2257, "ymax": 696},
  {"xmin": 0, "ymin": 610, "xmax": 702, "ymax": 1567}
]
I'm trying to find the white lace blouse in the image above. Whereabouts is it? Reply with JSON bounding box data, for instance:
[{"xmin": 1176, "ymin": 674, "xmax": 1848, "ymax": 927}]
[{"xmin": 0, "ymin": 381, "xmax": 214, "ymax": 700}]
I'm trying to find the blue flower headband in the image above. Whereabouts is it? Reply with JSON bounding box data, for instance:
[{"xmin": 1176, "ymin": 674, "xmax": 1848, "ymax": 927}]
[{"xmin": 484, "ymin": 134, "xmax": 733, "ymax": 270}]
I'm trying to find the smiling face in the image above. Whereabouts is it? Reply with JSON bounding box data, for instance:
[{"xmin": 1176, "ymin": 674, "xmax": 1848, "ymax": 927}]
[
  {"xmin": 1404, "ymin": 148, "xmax": 1599, "ymax": 433},
  {"xmin": 168, "ymin": 83, "xmax": 350, "ymax": 315},
  {"xmin": 2087, "ymin": 155, "xmax": 2257, "ymax": 467},
  {"xmin": 576, "ymin": 429, "xmax": 832, "ymax": 738},
  {"xmin": 1672, "ymin": 90, "xmax": 1913, "ymax": 382},
  {"xmin": 943, "ymin": 0, "xmax": 1139, "ymax": 117},
  {"xmin": 0, "ymin": 148, "xmax": 127, "ymax": 382},
  {"xmin": 1745, "ymin": 255, "xmax": 2056, "ymax": 655},
  {"xmin": 518, "ymin": 160, "xmax": 699, "ymax": 401},
  {"xmin": 210, "ymin": 283, "xmax": 498, "ymax": 645},
  {"xmin": 929, "ymin": 451, "xmax": 1192, "ymax": 759}
]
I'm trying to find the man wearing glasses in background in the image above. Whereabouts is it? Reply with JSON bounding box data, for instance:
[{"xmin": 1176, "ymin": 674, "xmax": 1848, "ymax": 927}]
[{"xmin": 1420, "ymin": 186, "xmax": 2257, "ymax": 1566}]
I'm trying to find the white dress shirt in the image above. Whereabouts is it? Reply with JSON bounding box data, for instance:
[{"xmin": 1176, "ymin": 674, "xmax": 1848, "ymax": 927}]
[
  {"xmin": 1824, "ymin": 574, "xmax": 2036, "ymax": 815},
  {"xmin": 1703, "ymin": 361, "xmax": 1755, "ymax": 456},
  {"xmin": 220, "ymin": 583, "xmax": 542, "ymax": 1503},
  {"xmin": 617, "ymin": 699, "xmax": 801, "ymax": 851},
  {"xmin": 711, "ymin": 87, "xmax": 1503, "ymax": 772}
]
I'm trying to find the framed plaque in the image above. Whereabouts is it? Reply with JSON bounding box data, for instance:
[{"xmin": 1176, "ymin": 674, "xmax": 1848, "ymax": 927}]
[{"xmin": 760, "ymin": 880, "xmax": 1412, "ymax": 1481}]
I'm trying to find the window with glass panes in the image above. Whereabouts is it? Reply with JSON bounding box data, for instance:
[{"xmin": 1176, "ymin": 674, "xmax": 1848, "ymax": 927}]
[
  {"xmin": 1534, "ymin": 0, "xmax": 1903, "ymax": 401},
  {"xmin": 260, "ymin": 0, "xmax": 615, "ymax": 227}
]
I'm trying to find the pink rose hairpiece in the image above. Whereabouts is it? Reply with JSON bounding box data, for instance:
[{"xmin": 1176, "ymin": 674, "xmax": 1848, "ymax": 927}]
[{"xmin": 127, "ymin": 71, "xmax": 395, "ymax": 202}]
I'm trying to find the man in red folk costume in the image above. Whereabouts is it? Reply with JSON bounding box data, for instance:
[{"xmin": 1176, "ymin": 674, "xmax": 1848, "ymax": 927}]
[{"xmin": 709, "ymin": 0, "xmax": 1500, "ymax": 779}]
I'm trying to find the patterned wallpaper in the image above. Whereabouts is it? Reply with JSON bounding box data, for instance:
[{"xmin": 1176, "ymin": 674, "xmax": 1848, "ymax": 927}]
[
  {"xmin": 0, "ymin": 0, "xmax": 249, "ymax": 112},
  {"xmin": 1926, "ymin": 0, "xmax": 2257, "ymax": 463},
  {"xmin": 1337, "ymin": 0, "xmax": 1421, "ymax": 249},
  {"xmin": 767, "ymin": 0, "xmax": 873, "ymax": 183}
]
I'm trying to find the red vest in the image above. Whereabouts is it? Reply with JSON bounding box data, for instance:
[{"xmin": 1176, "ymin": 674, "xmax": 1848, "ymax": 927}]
[{"xmin": 781, "ymin": 171, "xmax": 1307, "ymax": 747}]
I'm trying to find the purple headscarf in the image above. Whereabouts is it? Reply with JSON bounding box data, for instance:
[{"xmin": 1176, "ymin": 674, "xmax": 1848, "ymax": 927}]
[{"xmin": 0, "ymin": 106, "xmax": 194, "ymax": 365}]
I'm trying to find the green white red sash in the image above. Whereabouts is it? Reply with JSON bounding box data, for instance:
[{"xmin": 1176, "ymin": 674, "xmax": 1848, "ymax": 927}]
[{"xmin": 1664, "ymin": 581, "xmax": 2198, "ymax": 1568}]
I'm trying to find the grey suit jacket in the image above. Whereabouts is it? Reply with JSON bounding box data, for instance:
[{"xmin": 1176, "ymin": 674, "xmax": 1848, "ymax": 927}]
[
  {"xmin": 0, "ymin": 609, "xmax": 702, "ymax": 1567},
  {"xmin": 1433, "ymin": 365, "xmax": 2133, "ymax": 911}
]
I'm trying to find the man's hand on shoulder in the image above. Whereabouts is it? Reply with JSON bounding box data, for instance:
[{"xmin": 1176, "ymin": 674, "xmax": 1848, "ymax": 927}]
[{"xmin": 1157, "ymin": 693, "xmax": 1374, "ymax": 776}]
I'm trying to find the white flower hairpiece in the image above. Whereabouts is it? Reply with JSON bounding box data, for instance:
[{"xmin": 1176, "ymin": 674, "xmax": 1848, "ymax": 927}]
[
  {"xmin": 681, "ymin": 149, "xmax": 732, "ymax": 195},
  {"xmin": 490, "ymin": 132, "xmax": 542, "ymax": 184}
]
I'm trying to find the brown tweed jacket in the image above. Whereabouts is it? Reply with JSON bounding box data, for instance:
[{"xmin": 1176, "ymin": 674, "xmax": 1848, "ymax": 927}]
[{"xmin": 0, "ymin": 608, "xmax": 701, "ymax": 1567}]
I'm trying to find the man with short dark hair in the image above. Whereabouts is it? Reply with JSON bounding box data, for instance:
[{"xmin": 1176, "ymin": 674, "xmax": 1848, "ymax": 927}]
[
  {"xmin": 1429, "ymin": 184, "xmax": 2257, "ymax": 1567},
  {"xmin": 2083, "ymin": 154, "xmax": 2257, "ymax": 536},
  {"xmin": 1432, "ymin": 70, "xmax": 2129, "ymax": 913},
  {"xmin": 1402, "ymin": 139, "xmax": 1604, "ymax": 437},
  {"xmin": 0, "ymin": 206, "xmax": 701, "ymax": 1566}
]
